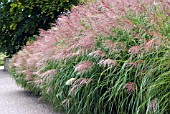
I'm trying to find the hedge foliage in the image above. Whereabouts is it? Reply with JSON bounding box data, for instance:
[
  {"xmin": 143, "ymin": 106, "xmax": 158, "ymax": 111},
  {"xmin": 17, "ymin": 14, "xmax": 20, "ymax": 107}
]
[{"xmin": 10, "ymin": 0, "xmax": 170, "ymax": 114}]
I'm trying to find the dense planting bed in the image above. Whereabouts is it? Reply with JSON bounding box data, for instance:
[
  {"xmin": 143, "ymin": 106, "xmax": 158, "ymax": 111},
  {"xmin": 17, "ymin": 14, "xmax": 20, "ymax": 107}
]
[{"xmin": 10, "ymin": 0, "xmax": 170, "ymax": 114}]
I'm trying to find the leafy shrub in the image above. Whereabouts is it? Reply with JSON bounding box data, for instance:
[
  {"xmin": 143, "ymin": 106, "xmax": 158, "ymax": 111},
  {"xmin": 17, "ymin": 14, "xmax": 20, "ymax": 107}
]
[
  {"xmin": 0, "ymin": 53, "xmax": 6, "ymax": 65},
  {"xmin": 10, "ymin": 0, "xmax": 170, "ymax": 114}
]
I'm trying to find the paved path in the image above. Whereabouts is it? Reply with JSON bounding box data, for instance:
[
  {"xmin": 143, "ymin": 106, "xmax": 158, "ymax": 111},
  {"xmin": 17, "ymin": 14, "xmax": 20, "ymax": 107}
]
[{"xmin": 0, "ymin": 66, "xmax": 60, "ymax": 114}]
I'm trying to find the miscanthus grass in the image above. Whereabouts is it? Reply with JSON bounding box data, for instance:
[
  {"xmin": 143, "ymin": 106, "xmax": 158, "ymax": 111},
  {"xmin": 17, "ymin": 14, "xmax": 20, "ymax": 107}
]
[{"xmin": 10, "ymin": 0, "xmax": 170, "ymax": 114}]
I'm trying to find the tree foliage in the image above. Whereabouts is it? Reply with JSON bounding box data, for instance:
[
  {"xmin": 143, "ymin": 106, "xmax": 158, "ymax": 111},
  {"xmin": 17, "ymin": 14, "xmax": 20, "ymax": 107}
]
[{"xmin": 0, "ymin": 0, "xmax": 89, "ymax": 57}]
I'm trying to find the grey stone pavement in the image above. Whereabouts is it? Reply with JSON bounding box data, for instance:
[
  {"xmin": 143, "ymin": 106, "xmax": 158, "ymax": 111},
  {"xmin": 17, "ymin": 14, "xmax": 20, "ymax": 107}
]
[{"xmin": 0, "ymin": 66, "xmax": 60, "ymax": 114}]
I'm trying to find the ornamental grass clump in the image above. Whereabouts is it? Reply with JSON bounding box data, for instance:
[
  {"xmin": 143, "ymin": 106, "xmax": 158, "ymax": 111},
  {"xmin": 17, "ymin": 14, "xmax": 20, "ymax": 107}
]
[{"xmin": 10, "ymin": 0, "xmax": 170, "ymax": 114}]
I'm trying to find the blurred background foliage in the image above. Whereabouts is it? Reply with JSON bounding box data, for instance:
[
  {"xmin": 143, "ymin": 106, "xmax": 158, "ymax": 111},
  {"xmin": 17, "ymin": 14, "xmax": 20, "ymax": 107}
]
[
  {"xmin": 0, "ymin": 53, "xmax": 6, "ymax": 65},
  {"xmin": 0, "ymin": 0, "xmax": 94, "ymax": 57}
]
